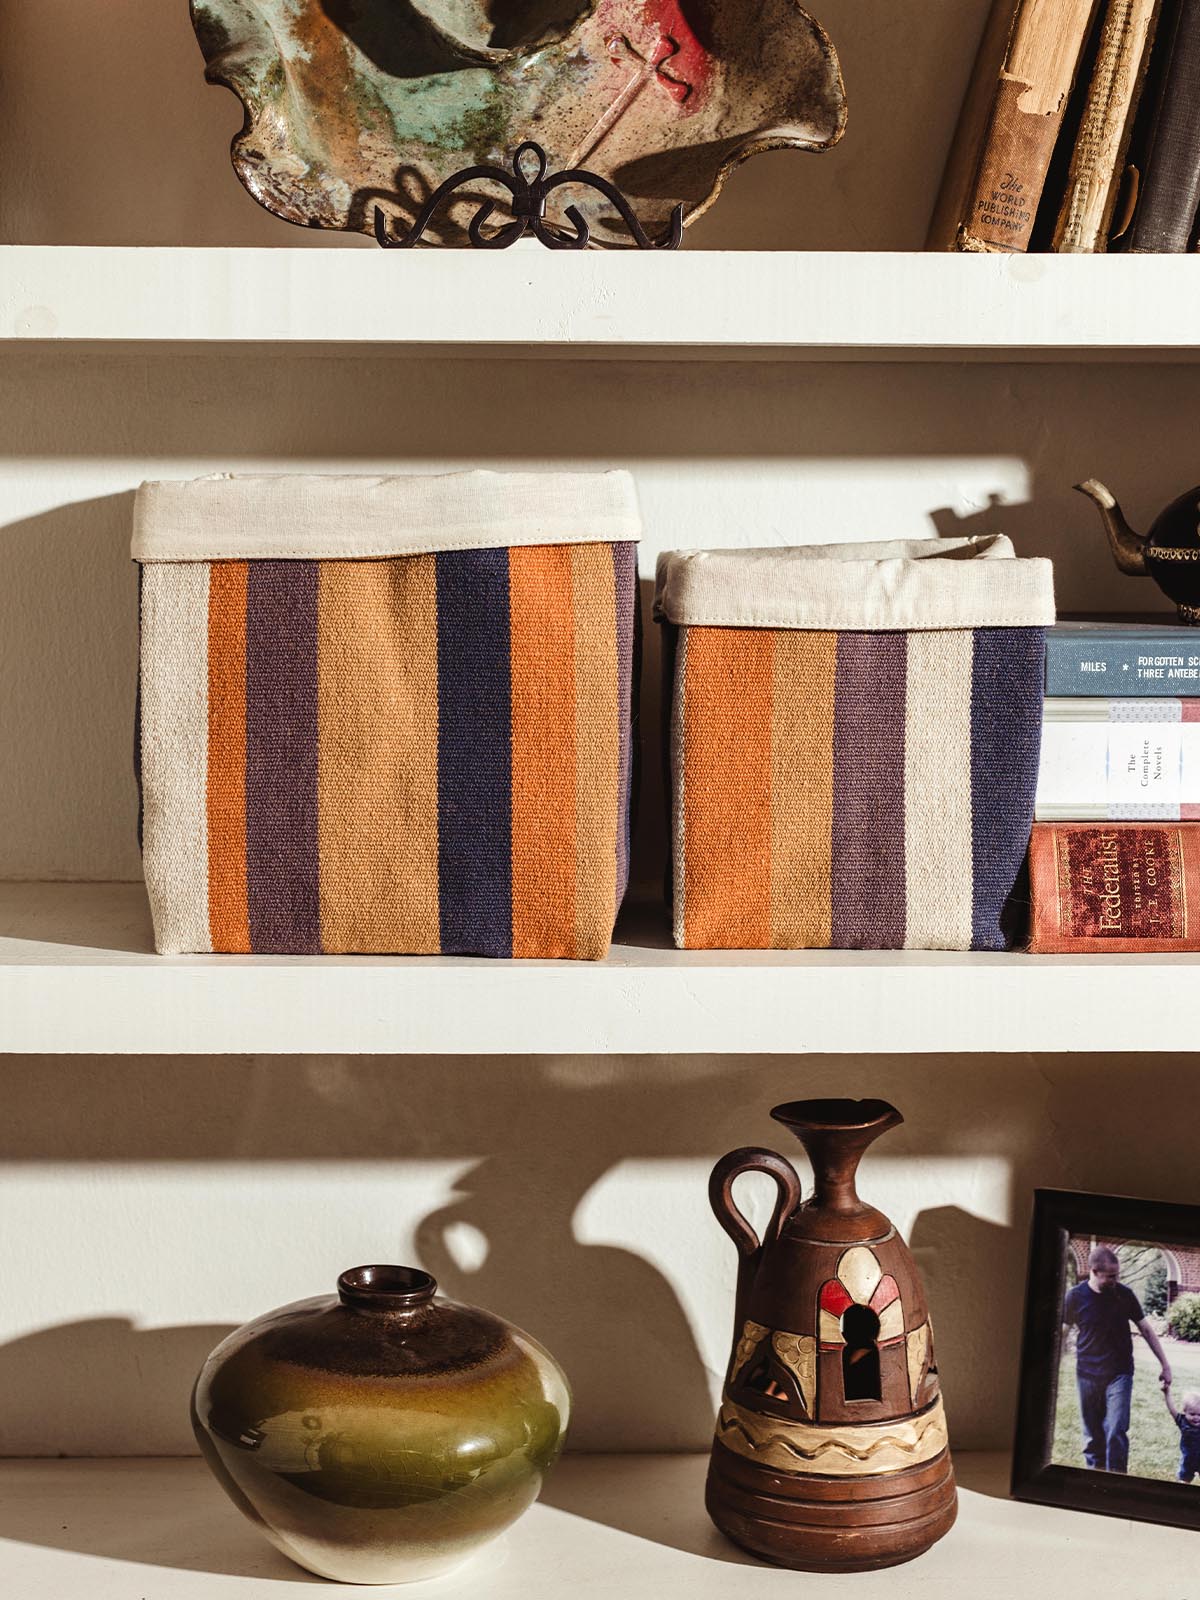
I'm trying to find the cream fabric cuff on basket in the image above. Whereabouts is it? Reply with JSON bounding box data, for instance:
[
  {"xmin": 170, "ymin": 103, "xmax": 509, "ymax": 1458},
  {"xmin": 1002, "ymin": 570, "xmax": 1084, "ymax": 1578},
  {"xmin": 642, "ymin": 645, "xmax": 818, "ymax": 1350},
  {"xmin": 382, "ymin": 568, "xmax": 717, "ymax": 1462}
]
[
  {"xmin": 654, "ymin": 535, "xmax": 1056, "ymax": 632},
  {"xmin": 134, "ymin": 470, "xmax": 642, "ymax": 561}
]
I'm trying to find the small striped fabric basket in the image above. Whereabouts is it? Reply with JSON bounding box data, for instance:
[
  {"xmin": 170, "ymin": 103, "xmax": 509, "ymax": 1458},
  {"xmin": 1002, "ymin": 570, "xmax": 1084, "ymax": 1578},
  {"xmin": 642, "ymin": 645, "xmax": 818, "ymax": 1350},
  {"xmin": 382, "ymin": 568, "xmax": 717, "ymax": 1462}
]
[
  {"xmin": 135, "ymin": 471, "xmax": 640, "ymax": 959},
  {"xmin": 655, "ymin": 536, "xmax": 1056, "ymax": 951}
]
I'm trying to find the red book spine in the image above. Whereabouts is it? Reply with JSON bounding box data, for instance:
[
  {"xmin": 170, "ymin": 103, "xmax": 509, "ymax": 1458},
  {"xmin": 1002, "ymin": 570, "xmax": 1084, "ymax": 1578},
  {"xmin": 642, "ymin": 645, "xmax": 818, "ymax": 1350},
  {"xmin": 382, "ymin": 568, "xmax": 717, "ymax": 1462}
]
[{"xmin": 1028, "ymin": 822, "xmax": 1200, "ymax": 951}]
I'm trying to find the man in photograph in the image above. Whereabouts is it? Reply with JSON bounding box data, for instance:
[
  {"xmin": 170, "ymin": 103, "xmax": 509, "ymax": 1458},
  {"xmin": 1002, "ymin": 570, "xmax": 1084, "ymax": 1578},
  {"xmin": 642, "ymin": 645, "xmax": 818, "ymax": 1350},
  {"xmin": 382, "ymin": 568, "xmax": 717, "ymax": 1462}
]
[{"xmin": 1064, "ymin": 1245, "xmax": 1174, "ymax": 1473}]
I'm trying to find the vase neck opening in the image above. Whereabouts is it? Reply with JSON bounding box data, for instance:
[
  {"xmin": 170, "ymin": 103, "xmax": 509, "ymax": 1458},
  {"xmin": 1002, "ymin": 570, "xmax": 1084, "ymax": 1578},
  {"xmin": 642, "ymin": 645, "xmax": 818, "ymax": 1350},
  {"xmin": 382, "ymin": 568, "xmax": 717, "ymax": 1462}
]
[
  {"xmin": 338, "ymin": 1265, "xmax": 437, "ymax": 1313},
  {"xmin": 770, "ymin": 1099, "xmax": 902, "ymax": 1216}
]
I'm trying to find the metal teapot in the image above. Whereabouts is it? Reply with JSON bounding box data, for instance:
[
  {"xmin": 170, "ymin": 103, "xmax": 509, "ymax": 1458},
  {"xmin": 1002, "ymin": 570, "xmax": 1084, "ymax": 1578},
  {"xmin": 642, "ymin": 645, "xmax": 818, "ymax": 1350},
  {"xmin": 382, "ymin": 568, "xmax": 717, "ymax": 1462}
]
[{"xmin": 1076, "ymin": 479, "xmax": 1200, "ymax": 623}]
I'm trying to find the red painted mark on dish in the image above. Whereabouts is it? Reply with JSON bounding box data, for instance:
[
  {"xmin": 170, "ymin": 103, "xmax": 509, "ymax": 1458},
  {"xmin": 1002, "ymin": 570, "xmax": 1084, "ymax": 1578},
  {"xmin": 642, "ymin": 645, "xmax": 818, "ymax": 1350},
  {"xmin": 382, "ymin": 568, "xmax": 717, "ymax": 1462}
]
[
  {"xmin": 593, "ymin": 0, "xmax": 711, "ymax": 112},
  {"xmin": 639, "ymin": 0, "xmax": 712, "ymax": 106}
]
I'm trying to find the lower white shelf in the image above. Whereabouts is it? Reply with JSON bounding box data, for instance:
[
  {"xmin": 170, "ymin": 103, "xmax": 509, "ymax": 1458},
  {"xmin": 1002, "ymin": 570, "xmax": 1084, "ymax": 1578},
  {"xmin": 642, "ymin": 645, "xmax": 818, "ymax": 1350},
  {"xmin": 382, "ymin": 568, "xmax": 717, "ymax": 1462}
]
[
  {"xmin": 2, "ymin": 882, "xmax": 1200, "ymax": 1055},
  {"xmin": 0, "ymin": 1453, "xmax": 1189, "ymax": 1597}
]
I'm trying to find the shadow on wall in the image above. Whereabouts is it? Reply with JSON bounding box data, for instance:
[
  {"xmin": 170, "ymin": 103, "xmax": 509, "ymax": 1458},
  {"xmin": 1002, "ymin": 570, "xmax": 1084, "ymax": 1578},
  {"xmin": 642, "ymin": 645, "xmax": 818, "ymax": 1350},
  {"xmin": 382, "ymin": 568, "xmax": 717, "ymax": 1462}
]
[
  {"xmin": 0, "ymin": 0, "xmax": 994, "ymax": 248},
  {"xmin": 417, "ymin": 1150, "xmax": 712, "ymax": 1453},
  {"xmin": 0, "ymin": 494, "xmax": 141, "ymax": 881},
  {"xmin": 3, "ymin": 1050, "xmax": 1200, "ymax": 1466},
  {"xmin": 0, "ymin": 1317, "xmax": 235, "ymax": 1457}
]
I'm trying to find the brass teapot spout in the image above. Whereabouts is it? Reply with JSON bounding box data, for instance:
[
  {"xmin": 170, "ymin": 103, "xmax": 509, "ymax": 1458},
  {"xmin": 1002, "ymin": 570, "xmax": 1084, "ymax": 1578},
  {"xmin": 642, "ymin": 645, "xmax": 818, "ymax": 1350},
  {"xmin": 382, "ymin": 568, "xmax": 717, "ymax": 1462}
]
[
  {"xmin": 1074, "ymin": 479, "xmax": 1148, "ymax": 575},
  {"xmin": 1075, "ymin": 477, "xmax": 1200, "ymax": 624}
]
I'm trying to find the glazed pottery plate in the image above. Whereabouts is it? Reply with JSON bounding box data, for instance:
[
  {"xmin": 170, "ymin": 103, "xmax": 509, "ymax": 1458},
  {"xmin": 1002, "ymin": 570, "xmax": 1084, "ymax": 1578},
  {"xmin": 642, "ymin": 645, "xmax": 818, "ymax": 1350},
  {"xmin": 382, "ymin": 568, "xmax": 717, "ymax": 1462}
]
[{"xmin": 190, "ymin": 0, "xmax": 847, "ymax": 246}]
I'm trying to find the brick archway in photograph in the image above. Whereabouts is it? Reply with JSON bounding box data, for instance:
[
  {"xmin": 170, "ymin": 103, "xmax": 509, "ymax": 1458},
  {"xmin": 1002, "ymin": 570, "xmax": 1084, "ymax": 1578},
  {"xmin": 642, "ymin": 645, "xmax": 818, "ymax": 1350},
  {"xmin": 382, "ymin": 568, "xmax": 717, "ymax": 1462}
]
[{"xmin": 1068, "ymin": 1238, "xmax": 1200, "ymax": 1304}]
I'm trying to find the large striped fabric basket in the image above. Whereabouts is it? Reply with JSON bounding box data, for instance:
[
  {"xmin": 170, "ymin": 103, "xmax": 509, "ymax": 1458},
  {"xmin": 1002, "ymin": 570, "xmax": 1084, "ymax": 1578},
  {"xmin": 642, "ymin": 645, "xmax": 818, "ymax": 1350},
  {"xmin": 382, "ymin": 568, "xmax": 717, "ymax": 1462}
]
[
  {"xmin": 655, "ymin": 536, "xmax": 1056, "ymax": 951},
  {"xmin": 134, "ymin": 471, "xmax": 640, "ymax": 958}
]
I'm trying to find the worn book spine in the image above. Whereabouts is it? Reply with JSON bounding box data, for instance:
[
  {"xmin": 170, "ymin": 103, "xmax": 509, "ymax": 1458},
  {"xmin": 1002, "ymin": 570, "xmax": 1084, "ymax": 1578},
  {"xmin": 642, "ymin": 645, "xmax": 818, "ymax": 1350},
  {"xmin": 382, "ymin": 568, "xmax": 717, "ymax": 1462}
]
[
  {"xmin": 1035, "ymin": 698, "xmax": 1200, "ymax": 819},
  {"xmin": 1046, "ymin": 628, "xmax": 1200, "ymax": 692},
  {"xmin": 1053, "ymin": 0, "xmax": 1162, "ymax": 251},
  {"xmin": 930, "ymin": 0, "xmax": 1102, "ymax": 252},
  {"xmin": 1129, "ymin": 0, "xmax": 1200, "ymax": 248},
  {"xmin": 927, "ymin": 0, "xmax": 1026, "ymax": 249},
  {"xmin": 1028, "ymin": 820, "xmax": 1200, "ymax": 949}
]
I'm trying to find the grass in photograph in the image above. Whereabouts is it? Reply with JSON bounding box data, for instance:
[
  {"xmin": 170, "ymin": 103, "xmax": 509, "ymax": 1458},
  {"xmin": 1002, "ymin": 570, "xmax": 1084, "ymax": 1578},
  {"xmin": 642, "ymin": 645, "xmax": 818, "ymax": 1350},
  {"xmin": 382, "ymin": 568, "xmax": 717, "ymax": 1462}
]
[{"xmin": 1052, "ymin": 1338, "xmax": 1200, "ymax": 1484}]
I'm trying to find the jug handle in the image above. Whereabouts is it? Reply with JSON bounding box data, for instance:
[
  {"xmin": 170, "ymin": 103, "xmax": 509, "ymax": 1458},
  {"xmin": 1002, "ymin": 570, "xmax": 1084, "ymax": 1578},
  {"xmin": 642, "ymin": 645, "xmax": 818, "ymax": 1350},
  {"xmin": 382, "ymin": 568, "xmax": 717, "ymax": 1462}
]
[{"xmin": 709, "ymin": 1147, "xmax": 802, "ymax": 1330}]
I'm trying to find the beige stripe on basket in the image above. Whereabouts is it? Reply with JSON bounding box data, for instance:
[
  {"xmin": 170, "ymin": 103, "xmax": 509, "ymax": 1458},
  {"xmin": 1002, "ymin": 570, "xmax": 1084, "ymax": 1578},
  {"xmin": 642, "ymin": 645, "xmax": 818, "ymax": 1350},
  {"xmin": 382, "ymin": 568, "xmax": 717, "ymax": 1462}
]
[
  {"xmin": 316, "ymin": 558, "xmax": 441, "ymax": 954},
  {"xmin": 771, "ymin": 631, "xmax": 836, "ymax": 948},
  {"xmin": 140, "ymin": 563, "xmax": 212, "ymax": 954},
  {"xmin": 570, "ymin": 544, "xmax": 620, "ymax": 960},
  {"xmin": 904, "ymin": 629, "xmax": 974, "ymax": 950}
]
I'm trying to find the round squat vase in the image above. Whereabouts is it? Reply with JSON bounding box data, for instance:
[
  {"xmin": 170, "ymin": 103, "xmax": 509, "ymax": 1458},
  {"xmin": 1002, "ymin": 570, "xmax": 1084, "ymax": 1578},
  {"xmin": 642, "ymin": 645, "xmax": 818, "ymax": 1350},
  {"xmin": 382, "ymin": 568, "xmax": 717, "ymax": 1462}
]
[
  {"xmin": 191, "ymin": 1266, "xmax": 570, "ymax": 1584},
  {"xmin": 706, "ymin": 1099, "xmax": 956, "ymax": 1572}
]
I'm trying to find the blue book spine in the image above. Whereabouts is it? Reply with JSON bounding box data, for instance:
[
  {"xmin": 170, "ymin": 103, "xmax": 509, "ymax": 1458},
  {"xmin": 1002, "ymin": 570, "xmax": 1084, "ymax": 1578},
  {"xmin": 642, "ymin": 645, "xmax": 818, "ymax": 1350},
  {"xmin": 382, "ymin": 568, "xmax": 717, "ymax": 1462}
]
[{"xmin": 1046, "ymin": 634, "xmax": 1200, "ymax": 696}]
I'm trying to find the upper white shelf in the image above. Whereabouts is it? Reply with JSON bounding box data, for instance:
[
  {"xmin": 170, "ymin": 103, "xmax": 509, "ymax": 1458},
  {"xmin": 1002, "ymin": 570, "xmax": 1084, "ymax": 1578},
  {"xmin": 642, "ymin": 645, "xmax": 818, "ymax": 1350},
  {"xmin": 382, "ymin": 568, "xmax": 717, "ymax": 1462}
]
[
  {"xmin": 3, "ymin": 247, "xmax": 1200, "ymax": 359},
  {"xmin": 3, "ymin": 882, "xmax": 1199, "ymax": 1055}
]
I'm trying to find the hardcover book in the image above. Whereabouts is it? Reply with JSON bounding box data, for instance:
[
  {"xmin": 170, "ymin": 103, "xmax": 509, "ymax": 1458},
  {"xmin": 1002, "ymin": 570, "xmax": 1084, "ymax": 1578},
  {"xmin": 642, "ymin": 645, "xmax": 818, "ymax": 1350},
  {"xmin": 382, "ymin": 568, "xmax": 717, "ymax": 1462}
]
[
  {"xmin": 928, "ymin": 0, "xmax": 1102, "ymax": 251},
  {"xmin": 1053, "ymin": 0, "xmax": 1162, "ymax": 251},
  {"xmin": 1036, "ymin": 696, "xmax": 1200, "ymax": 818},
  {"xmin": 1046, "ymin": 617, "xmax": 1200, "ymax": 693},
  {"xmin": 1028, "ymin": 820, "xmax": 1200, "ymax": 949},
  {"xmin": 1128, "ymin": 0, "xmax": 1200, "ymax": 249}
]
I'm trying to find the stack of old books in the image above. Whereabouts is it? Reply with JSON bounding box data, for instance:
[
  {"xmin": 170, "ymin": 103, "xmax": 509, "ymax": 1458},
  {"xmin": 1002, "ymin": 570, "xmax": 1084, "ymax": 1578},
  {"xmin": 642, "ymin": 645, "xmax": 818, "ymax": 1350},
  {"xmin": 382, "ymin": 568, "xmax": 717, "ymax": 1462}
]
[
  {"xmin": 1028, "ymin": 618, "xmax": 1200, "ymax": 951},
  {"xmin": 929, "ymin": 0, "xmax": 1200, "ymax": 254}
]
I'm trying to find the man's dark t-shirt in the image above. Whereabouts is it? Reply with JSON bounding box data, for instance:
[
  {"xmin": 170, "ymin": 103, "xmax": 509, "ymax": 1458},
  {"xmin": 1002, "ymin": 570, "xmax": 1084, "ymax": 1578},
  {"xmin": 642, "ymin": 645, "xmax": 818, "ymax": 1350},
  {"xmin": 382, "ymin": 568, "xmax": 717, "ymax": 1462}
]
[{"xmin": 1063, "ymin": 1281, "xmax": 1145, "ymax": 1382}]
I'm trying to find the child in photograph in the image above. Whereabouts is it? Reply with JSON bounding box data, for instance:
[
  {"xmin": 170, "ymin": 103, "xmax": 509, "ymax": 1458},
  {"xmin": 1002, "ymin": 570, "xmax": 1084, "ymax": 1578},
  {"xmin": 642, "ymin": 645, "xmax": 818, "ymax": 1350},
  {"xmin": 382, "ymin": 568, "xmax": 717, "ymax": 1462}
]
[{"xmin": 1163, "ymin": 1386, "xmax": 1200, "ymax": 1484}]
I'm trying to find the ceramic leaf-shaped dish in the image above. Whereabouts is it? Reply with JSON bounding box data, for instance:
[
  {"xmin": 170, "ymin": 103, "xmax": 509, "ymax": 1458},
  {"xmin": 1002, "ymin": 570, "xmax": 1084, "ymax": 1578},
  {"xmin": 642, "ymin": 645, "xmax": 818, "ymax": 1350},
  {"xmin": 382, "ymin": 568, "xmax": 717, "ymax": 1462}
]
[{"xmin": 190, "ymin": 0, "xmax": 846, "ymax": 247}]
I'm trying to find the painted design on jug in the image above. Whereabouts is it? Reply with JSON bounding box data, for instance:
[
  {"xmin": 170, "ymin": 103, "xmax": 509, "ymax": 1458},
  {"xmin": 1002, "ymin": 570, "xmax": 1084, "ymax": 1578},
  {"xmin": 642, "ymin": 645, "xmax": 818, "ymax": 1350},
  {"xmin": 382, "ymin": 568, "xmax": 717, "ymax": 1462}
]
[
  {"xmin": 715, "ymin": 1394, "xmax": 950, "ymax": 1478},
  {"xmin": 906, "ymin": 1322, "xmax": 930, "ymax": 1406}
]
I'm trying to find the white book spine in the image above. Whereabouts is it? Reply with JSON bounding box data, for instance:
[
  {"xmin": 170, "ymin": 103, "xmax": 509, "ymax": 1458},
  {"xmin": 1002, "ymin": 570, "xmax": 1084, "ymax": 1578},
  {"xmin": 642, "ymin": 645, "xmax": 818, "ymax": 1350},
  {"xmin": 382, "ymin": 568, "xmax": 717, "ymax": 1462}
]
[{"xmin": 1036, "ymin": 698, "xmax": 1200, "ymax": 818}]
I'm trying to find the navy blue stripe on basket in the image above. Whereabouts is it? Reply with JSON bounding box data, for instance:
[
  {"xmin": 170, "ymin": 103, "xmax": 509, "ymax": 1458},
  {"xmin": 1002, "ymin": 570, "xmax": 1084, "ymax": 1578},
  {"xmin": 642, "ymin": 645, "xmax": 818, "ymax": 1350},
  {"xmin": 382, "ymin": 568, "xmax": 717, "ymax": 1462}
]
[
  {"xmin": 970, "ymin": 626, "xmax": 1046, "ymax": 950},
  {"xmin": 613, "ymin": 542, "xmax": 637, "ymax": 908},
  {"xmin": 135, "ymin": 566, "xmax": 144, "ymax": 853},
  {"xmin": 435, "ymin": 548, "xmax": 514, "ymax": 958}
]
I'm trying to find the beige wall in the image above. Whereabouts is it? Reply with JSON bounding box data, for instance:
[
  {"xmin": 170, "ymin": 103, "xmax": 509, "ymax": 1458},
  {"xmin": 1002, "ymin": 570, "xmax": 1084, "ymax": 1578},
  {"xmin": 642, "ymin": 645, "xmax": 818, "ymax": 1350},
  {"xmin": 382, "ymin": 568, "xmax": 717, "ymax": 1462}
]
[{"xmin": 0, "ymin": 0, "xmax": 1193, "ymax": 1464}]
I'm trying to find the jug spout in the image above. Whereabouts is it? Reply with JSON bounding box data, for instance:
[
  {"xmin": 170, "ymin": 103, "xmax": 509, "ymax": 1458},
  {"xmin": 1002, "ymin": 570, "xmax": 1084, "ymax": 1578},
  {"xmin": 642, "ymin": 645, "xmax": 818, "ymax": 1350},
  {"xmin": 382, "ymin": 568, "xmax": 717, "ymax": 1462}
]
[
  {"xmin": 770, "ymin": 1098, "xmax": 901, "ymax": 1221},
  {"xmin": 1075, "ymin": 479, "xmax": 1148, "ymax": 575}
]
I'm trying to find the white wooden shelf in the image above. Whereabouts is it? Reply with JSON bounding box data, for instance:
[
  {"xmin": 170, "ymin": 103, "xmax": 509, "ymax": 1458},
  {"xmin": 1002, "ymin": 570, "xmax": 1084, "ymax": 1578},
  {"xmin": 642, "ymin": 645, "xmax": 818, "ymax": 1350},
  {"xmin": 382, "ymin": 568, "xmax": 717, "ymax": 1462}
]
[
  {"xmin": 0, "ymin": 1454, "xmax": 1190, "ymax": 1598},
  {"xmin": 3, "ymin": 247, "xmax": 1200, "ymax": 359},
  {"xmin": 1, "ymin": 881, "xmax": 1198, "ymax": 1055}
]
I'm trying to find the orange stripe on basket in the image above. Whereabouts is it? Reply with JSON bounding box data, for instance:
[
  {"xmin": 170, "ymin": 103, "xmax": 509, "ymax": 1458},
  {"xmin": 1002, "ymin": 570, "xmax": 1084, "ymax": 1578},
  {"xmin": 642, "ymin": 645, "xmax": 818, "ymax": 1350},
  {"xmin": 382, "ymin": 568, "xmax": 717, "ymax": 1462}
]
[
  {"xmin": 511, "ymin": 546, "xmax": 577, "ymax": 958},
  {"xmin": 681, "ymin": 628, "xmax": 773, "ymax": 948},
  {"xmin": 771, "ymin": 632, "xmax": 836, "ymax": 947},
  {"xmin": 206, "ymin": 561, "xmax": 250, "ymax": 952}
]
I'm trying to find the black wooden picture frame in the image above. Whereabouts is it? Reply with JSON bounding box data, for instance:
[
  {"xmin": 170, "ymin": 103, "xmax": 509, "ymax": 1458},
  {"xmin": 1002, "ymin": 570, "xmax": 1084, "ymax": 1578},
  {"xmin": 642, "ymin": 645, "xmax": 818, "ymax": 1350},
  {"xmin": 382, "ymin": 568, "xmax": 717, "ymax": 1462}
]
[{"xmin": 1012, "ymin": 1187, "xmax": 1200, "ymax": 1530}]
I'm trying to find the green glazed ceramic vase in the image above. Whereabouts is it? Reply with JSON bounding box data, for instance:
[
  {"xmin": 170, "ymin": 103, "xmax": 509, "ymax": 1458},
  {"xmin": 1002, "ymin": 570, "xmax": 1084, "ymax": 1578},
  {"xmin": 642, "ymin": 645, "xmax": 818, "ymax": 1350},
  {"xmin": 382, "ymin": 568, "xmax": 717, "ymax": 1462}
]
[{"xmin": 191, "ymin": 1265, "xmax": 570, "ymax": 1584}]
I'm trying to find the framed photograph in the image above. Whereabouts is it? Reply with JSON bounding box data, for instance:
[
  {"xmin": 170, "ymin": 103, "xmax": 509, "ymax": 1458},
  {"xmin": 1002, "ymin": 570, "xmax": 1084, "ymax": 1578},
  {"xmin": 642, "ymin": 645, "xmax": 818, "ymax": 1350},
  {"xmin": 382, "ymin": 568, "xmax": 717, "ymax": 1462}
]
[{"xmin": 1013, "ymin": 1188, "xmax": 1200, "ymax": 1529}]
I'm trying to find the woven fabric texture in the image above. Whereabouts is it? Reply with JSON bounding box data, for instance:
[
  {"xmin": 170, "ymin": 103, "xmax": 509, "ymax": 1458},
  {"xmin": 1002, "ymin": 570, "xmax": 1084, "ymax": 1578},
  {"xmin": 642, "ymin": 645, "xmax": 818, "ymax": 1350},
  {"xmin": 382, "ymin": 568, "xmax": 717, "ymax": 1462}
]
[
  {"xmin": 139, "ymin": 543, "xmax": 637, "ymax": 959},
  {"xmin": 668, "ymin": 623, "xmax": 1045, "ymax": 951}
]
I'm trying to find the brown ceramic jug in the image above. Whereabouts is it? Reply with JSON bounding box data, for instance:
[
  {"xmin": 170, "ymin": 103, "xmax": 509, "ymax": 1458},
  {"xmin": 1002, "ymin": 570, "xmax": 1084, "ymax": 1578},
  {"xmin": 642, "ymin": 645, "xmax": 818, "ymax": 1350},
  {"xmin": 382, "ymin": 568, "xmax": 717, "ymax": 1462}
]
[{"xmin": 706, "ymin": 1099, "xmax": 956, "ymax": 1572}]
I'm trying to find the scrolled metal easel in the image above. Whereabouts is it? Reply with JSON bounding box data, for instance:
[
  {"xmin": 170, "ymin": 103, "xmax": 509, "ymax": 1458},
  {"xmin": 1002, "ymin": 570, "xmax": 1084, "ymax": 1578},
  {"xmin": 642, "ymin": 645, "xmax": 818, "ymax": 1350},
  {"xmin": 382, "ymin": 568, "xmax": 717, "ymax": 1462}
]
[{"xmin": 373, "ymin": 140, "xmax": 684, "ymax": 251}]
